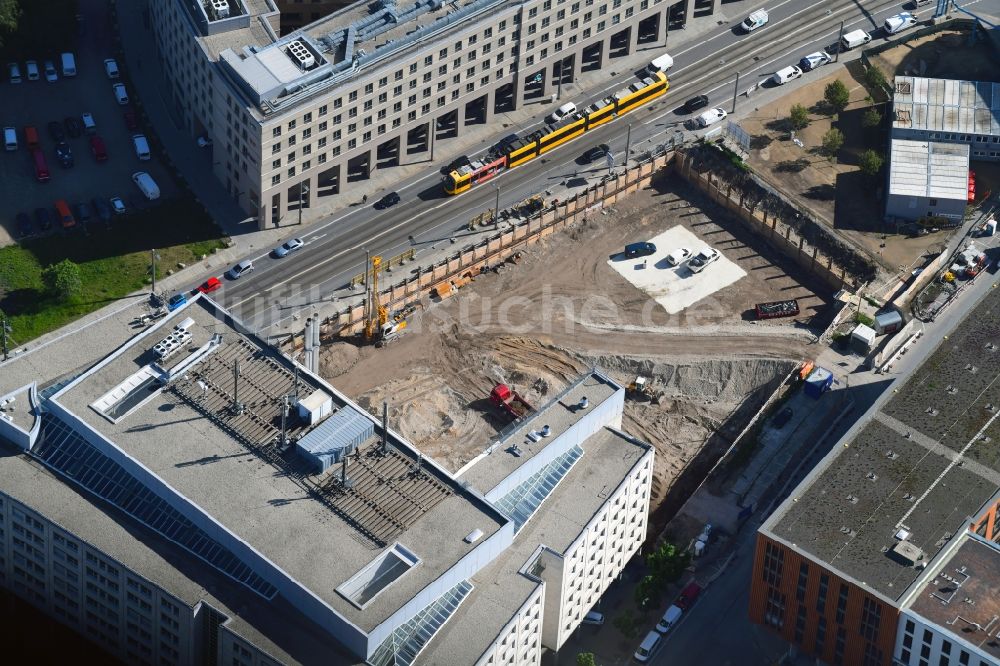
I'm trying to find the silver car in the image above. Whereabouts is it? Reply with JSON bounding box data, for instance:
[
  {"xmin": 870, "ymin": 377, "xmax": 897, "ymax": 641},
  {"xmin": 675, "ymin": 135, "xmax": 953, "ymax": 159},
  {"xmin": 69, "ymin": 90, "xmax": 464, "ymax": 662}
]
[
  {"xmin": 227, "ymin": 259, "xmax": 254, "ymax": 279},
  {"xmin": 688, "ymin": 248, "xmax": 720, "ymax": 273},
  {"xmin": 273, "ymin": 238, "xmax": 304, "ymax": 257}
]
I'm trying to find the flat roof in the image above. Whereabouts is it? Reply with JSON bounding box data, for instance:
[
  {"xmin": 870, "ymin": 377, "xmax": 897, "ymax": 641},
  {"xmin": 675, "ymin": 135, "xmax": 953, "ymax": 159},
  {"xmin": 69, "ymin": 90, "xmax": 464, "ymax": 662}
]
[
  {"xmin": 459, "ymin": 372, "xmax": 621, "ymax": 495},
  {"xmin": 762, "ymin": 284, "xmax": 1000, "ymax": 602},
  {"xmin": 53, "ymin": 297, "xmax": 506, "ymax": 633},
  {"xmin": 422, "ymin": 427, "xmax": 653, "ymax": 664},
  {"xmin": 893, "ymin": 76, "xmax": 1000, "ymax": 137},
  {"xmin": 908, "ymin": 535, "xmax": 1000, "ymax": 662},
  {"xmin": 889, "ymin": 139, "xmax": 970, "ymax": 201}
]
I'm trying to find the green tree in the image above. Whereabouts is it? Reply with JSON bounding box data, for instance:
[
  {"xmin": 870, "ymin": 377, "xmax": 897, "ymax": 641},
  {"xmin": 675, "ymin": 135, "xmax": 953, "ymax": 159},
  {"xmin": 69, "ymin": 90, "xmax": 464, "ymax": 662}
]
[
  {"xmin": 576, "ymin": 653, "xmax": 597, "ymax": 666},
  {"xmin": 859, "ymin": 149, "xmax": 885, "ymax": 178},
  {"xmin": 824, "ymin": 79, "xmax": 850, "ymax": 113},
  {"xmin": 789, "ymin": 103, "xmax": 809, "ymax": 130},
  {"xmin": 0, "ymin": 0, "xmax": 19, "ymax": 47},
  {"xmin": 646, "ymin": 542, "xmax": 691, "ymax": 585},
  {"xmin": 613, "ymin": 609, "xmax": 640, "ymax": 639},
  {"xmin": 42, "ymin": 259, "xmax": 82, "ymax": 301},
  {"xmin": 635, "ymin": 574, "xmax": 662, "ymax": 609},
  {"xmin": 864, "ymin": 65, "xmax": 888, "ymax": 91},
  {"xmin": 862, "ymin": 106, "xmax": 882, "ymax": 129},
  {"xmin": 821, "ymin": 128, "xmax": 845, "ymax": 159}
]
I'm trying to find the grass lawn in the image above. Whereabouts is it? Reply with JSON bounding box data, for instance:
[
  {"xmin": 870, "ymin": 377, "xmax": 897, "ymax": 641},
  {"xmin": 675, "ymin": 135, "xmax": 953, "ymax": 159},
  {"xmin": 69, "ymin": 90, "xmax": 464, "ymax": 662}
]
[{"xmin": 0, "ymin": 197, "xmax": 226, "ymax": 344}]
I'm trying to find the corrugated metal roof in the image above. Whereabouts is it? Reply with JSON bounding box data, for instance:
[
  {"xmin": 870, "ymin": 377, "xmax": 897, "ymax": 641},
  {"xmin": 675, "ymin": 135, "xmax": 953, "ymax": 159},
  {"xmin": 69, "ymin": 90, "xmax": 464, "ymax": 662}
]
[
  {"xmin": 296, "ymin": 406, "xmax": 375, "ymax": 473},
  {"xmin": 893, "ymin": 76, "xmax": 1000, "ymax": 136},
  {"xmin": 889, "ymin": 139, "xmax": 969, "ymax": 201}
]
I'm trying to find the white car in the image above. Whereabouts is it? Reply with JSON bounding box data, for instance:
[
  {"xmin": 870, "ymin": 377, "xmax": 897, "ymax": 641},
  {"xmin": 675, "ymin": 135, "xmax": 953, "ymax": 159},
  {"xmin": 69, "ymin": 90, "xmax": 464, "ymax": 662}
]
[
  {"xmin": 666, "ymin": 248, "xmax": 692, "ymax": 266},
  {"xmin": 25, "ymin": 60, "xmax": 39, "ymax": 81},
  {"xmin": 197, "ymin": 135, "xmax": 213, "ymax": 148},
  {"xmin": 771, "ymin": 65, "xmax": 802, "ymax": 85},
  {"xmin": 696, "ymin": 107, "xmax": 728, "ymax": 128},
  {"xmin": 104, "ymin": 58, "xmax": 119, "ymax": 79},
  {"xmin": 110, "ymin": 197, "xmax": 127, "ymax": 215},
  {"xmin": 273, "ymin": 238, "xmax": 304, "ymax": 257},
  {"xmin": 227, "ymin": 260, "xmax": 255, "ymax": 279},
  {"xmin": 548, "ymin": 102, "xmax": 577, "ymax": 123},
  {"xmin": 798, "ymin": 51, "xmax": 831, "ymax": 72},
  {"xmin": 43, "ymin": 60, "xmax": 57, "ymax": 82},
  {"xmin": 884, "ymin": 12, "xmax": 917, "ymax": 35},
  {"xmin": 688, "ymin": 248, "xmax": 720, "ymax": 273},
  {"xmin": 740, "ymin": 9, "xmax": 768, "ymax": 32},
  {"xmin": 113, "ymin": 83, "xmax": 129, "ymax": 105}
]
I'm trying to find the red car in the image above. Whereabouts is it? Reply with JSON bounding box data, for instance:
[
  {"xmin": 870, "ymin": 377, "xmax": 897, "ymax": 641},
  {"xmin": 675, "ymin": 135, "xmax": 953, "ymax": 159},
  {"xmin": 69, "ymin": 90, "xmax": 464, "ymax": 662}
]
[
  {"xmin": 196, "ymin": 277, "xmax": 222, "ymax": 294},
  {"xmin": 123, "ymin": 109, "xmax": 137, "ymax": 130},
  {"xmin": 674, "ymin": 582, "xmax": 702, "ymax": 610},
  {"xmin": 90, "ymin": 135, "xmax": 108, "ymax": 162}
]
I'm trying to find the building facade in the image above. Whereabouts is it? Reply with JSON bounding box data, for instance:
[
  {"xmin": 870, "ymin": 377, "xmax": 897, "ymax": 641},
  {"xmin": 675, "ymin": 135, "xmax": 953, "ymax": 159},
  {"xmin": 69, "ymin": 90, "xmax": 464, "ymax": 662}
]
[{"xmin": 147, "ymin": 0, "xmax": 723, "ymax": 228}]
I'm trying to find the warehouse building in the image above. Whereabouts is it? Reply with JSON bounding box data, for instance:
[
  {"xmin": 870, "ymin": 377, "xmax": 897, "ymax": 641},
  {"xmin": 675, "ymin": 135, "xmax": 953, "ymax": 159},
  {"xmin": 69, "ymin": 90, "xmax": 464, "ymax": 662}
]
[
  {"xmin": 0, "ymin": 296, "xmax": 652, "ymax": 665},
  {"xmin": 892, "ymin": 76, "xmax": 1000, "ymax": 160},
  {"xmin": 884, "ymin": 139, "xmax": 969, "ymax": 222},
  {"xmin": 750, "ymin": 281, "xmax": 1000, "ymax": 666},
  {"xmin": 149, "ymin": 0, "xmax": 725, "ymax": 229}
]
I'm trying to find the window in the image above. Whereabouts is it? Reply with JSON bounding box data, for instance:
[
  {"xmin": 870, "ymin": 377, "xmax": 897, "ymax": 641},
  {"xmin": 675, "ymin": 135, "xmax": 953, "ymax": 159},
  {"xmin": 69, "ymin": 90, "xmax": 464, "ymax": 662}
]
[
  {"xmin": 272, "ymin": 127, "xmax": 281, "ymax": 138},
  {"xmin": 288, "ymin": 119, "xmax": 296, "ymax": 130},
  {"xmin": 272, "ymin": 159, "xmax": 281, "ymax": 169},
  {"xmin": 815, "ymin": 617, "xmax": 827, "ymax": 655},
  {"xmin": 794, "ymin": 605, "xmax": 807, "ymax": 644},
  {"xmin": 762, "ymin": 542, "xmax": 784, "ymax": 586},
  {"xmin": 303, "ymin": 112, "xmax": 312, "ymax": 123},
  {"xmin": 859, "ymin": 596, "xmax": 881, "ymax": 641},
  {"xmin": 929, "ymin": 198, "xmax": 939, "ymax": 206},
  {"xmin": 816, "ymin": 575, "xmax": 829, "ymax": 613},
  {"xmin": 836, "ymin": 584, "xmax": 849, "ymax": 624},
  {"xmin": 834, "ymin": 628, "xmax": 846, "ymax": 666},
  {"xmin": 764, "ymin": 588, "xmax": 786, "ymax": 628},
  {"xmin": 796, "ymin": 563, "xmax": 809, "ymax": 602}
]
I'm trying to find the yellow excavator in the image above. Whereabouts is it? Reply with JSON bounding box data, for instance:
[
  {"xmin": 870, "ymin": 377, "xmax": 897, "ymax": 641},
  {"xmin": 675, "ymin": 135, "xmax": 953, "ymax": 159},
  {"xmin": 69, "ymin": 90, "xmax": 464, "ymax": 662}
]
[{"xmin": 363, "ymin": 256, "xmax": 410, "ymax": 345}]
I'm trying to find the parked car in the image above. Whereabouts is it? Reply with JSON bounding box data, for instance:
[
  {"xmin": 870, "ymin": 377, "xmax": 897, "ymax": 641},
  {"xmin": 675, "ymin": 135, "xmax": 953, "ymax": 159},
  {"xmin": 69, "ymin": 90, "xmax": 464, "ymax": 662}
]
[
  {"xmin": 375, "ymin": 191, "xmax": 401, "ymax": 209},
  {"xmin": 34, "ymin": 207, "xmax": 53, "ymax": 231},
  {"xmin": 167, "ymin": 293, "xmax": 188, "ymax": 312},
  {"xmin": 624, "ymin": 242, "xmax": 657, "ymax": 259},
  {"xmin": 55, "ymin": 199, "xmax": 76, "ymax": 229},
  {"xmin": 7, "ymin": 61, "xmax": 21, "ymax": 84},
  {"xmin": 740, "ymin": 8, "xmax": 768, "ymax": 32},
  {"xmin": 771, "ymin": 65, "xmax": 803, "ymax": 85},
  {"xmin": 112, "ymin": 83, "xmax": 129, "ymax": 105},
  {"xmin": 582, "ymin": 143, "xmax": 611, "ymax": 163},
  {"xmin": 15, "ymin": 212, "xmax": 33, "ymax": 237},
  {"xmin": 64, "ymin": 116, "xmax": 83, "ymax": 138},
  {"xmin": 73, "ymin": 202, "xmax": 92, "ymax": 225},
  {"xmin": 273, "ymin": 237, "xmax": 304, "ymax": 257},
  {"xmin": 774, "ymin": 407, "xmax": 794, "ymax": 428},
  {"xmin": 103, "ymin": 58, "xmax": 119, "ymax": 79},
  {"xmin": 688, "ymin": 247, "xmax": 720, "ymax": 273},
  {"xmin": 884, "ymin": 12, "xmax": 917, "ymax": 35},
  {"xmin": 799, "ymin": 51, "xmax": 831, "ymax": 71},
  {"xmin": 665, "ymin": 248, "xmax": 692, "ymax": 266},
  {"xmin": 25, "ymin": 60, "xmax": 39, "ymax": 81},
  {"xmin": 110, "ymin": 197, "xmax": 127, "ymax": 215},
  {"xmin": 197, "ymin": 277, "xmax": 222, "ymax": 294},
  {"xmin": 196, "ymin": 135, "xmax": 213, "ymax": 148},
  {"xmin": 54, "ymin": 141, "xmax": 74, "ymax": 168},
  {"xmin": 131, "ymin": 171, "xmax": 160, "ymax": 200},
  {"xmin": 226, "ymin": 260, "xmax": 254, "ymax": 279},
  {"xmin": 580, "ymin": 611, "xmax": 605, "ymax": 626},
  {"xmin": 47, "ymin": 120, "xmax": 66, "ymax": 142},
  {"xmin": 90, "ymin": 135, "xmax": 108, "ymax": 162},
  {"xmin": 634, "ymin": 630, "xmax": 662, "ymax": 663},
  {"xmin": 495, "ymin": 133, "xmax": 520, "ymax": 152},
  {"xmin": 674, "ymin": 582, "xmax": 702, "ymax": 610},
  {"xmin": 695, "ymin": 107, "xmax": 728, "ymax": 128},
  {"xmin": 683, "ymin": 94, "xmax": 710, "ymax": 113},
  {"xmin": 43, "ymin": 59, "xmax": 57, "ymax": 82},
  {"xmin": 548, "ymin": 102, "xmax": 577, "ymax": 123},
  {"xmin": 81, "ymin": 112, "xmax": 96, "ymax": 134},
  {"xmin": 123, "ymin": 109, "xmax": 138, "ymax": 131},
  {"xmin": 91, "ymin": 197, "xmax": 112, "ymax": 223}
]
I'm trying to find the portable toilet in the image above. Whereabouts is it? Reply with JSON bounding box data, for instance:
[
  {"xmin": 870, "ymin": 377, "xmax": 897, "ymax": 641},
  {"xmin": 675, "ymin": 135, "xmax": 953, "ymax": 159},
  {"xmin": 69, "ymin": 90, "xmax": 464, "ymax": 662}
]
[
  {"xmin": 874, "ymin": 310, "xmax": 903, "ymax": 336},
  {"xmin": 851, "ymin": 324, "xmax": 877, "ymax": 353},
  {"xmin": 804, "ymin": 367, "xmax": 834, "ymax": 399}
]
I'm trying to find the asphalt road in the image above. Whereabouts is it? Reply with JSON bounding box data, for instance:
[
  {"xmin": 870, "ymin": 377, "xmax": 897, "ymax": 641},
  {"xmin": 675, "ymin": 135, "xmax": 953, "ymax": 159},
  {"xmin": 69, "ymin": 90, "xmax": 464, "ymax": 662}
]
[{"xmin": 205, "ymin": 0, "xmax": 943, "ymax": 332}]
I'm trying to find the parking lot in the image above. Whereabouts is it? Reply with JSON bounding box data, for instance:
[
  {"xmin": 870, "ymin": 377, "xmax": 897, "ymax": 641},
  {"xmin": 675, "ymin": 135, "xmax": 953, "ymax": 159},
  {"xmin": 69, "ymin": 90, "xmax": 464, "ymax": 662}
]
[{"xmin": 0, "ymin": 1, "xmax": 175, "ymax": 245}]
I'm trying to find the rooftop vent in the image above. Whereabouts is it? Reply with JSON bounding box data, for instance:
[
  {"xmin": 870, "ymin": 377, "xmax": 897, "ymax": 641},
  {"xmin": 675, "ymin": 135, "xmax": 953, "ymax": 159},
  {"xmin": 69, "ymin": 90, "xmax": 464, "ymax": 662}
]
[
  {"xmin": 578, "ymin": 396, "xmax": 589, "ymax": 410},
  {"xmin": 867, "ymin": 472, "xmax": 879, "ymax": 481},
  {"xmin": 286, "ymin": 40, "xmax": 316, "ymax": 70},
  {"xmin": 966, "ymin": 364, "xmax": 978, "ymax": 374},
  {"xmin": 208, "ymin": 0, "xmax": 230, "ymax": 20},
  {"xmin": 946, "ymin": 385, "xmax": 958, "ymax": 395},
  {"xmin": 846, "ymin": 494, "xmax": 858, "ymax": 504},
  {"xmin": 890, "ymin": 540, "xmax": 924, "ymax": 566},
  {"xmin": 886, "ymin": 450, "xmax": 898, "ymax": 459},
  {"xmin": 895, "ymin": 528, "xmax": 911, "ymax": 541},
  {"xmin": 925, "ymin": 407, "xmax": 939, "ymax": 416},
  {"xmin": 464, "ymin": 528, "xmax": 484, "ymax": 544}
]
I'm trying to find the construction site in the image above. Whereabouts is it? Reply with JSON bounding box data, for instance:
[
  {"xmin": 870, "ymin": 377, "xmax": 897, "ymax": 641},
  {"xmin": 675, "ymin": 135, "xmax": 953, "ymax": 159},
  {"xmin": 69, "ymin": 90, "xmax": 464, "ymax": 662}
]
[{"xmin": 319, "ymin": 175, "xmax": 832, "ymax": 527}]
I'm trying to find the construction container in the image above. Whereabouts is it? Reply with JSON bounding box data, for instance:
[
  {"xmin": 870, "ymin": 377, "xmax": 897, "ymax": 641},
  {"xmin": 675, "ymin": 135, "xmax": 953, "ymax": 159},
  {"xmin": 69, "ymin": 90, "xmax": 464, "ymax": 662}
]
[
  {"xmin": 851, "ymin": 324, "xmax": 877, "ymax": 353},
  {"xmin": 804, "ymin": 367, "xmax": 834, "ymax": 399},
  {"xmin": 874, "ymin": 310, "xmax": 903, "ymax": 336}
]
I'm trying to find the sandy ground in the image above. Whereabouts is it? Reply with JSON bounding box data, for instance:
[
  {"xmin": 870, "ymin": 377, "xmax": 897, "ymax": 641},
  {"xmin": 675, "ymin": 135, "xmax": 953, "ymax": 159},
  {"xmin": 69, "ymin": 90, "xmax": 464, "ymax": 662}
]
[
  {"xmin": 319, "ymin": 176, "xmax": 828, "ymax": 517},
  {"xmin": 741, "ymin": 28, "xmax": 999, "ymax": 272}
]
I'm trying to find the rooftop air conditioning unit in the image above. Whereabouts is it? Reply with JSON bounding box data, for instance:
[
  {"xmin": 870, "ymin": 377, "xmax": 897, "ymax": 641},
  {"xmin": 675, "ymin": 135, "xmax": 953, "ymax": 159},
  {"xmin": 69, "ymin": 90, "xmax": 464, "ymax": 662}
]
[
  {"xmin": 210, "ymin": 0, "xmax": 231, "ymax": 19},
  {"xmin": 286, "ymin": 40, "xmax": 316, "ymax": 70}
]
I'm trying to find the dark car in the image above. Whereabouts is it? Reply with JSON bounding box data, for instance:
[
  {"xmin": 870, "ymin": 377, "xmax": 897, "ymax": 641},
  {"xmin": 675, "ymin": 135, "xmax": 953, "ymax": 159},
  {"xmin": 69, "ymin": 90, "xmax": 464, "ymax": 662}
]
[
  {"xmin": 90, "ymin": 135, "xmax": 108, "ymax": 162},
  {"xmin": 64, "ymin": 116, "xmax": 83, "ymax": 138},
  {"xmin": 446, "ymin": 155, "xmax": 471, "ymax": 171},
  {"xmin": 375, "ymin": 191, "xmax": 401, "ymax": 209},
  {"xmin": 123, "ymin": 109, "xmax": 137, "ymax": 131},
  {"xmin": 15, "ymin": 212, "xmax": 33, "ymax": 237},
  {"xmin": 495, "ymin": 133, "xmax": 520, "ymax": 152},
  {"xmin": 774, "ymin": 407, "xmax": 794, "ymax": 428},
  {"xmin": 624, "ymin": 242, "xmax": 657, "ymax": 259},
  {"xmin": 54, "ymin": 141, "xmax": 74, "ymax": 168},
  {"xmin": 91, "ymin": 197, "xmax": 112, "ymax": 223},
  {"xmin": 73, "ymin": 202, "xmax": 92, "ymax": 225},
  {"xmin": 582, "ymin": 143, "xmax": 611, "ymax": 163},
  {"xmin": 47, "ymin": 120, "xmax": 66, "ymax": 142},
  {"xmin": 683, "ymin": 95, "xmax": 710, "ymax": 113},
  {"xmin": 34, "ymin": 207, "xmax": 53, "ymax": 231}
]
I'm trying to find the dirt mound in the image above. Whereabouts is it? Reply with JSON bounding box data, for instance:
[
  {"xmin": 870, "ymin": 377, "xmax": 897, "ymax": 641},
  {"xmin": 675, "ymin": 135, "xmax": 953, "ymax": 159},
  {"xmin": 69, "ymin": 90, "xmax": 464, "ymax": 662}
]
[{"xmin": 320, "ymin": 341, "xmax": 363, "ymax": 378}]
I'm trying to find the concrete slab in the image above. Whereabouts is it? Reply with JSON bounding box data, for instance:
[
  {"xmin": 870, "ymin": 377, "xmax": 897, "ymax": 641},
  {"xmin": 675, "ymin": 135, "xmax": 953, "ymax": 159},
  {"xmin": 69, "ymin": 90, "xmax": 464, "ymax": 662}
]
[{"xmin": 606, "ymin": 225, "xmax": 747, "ymax": 314}]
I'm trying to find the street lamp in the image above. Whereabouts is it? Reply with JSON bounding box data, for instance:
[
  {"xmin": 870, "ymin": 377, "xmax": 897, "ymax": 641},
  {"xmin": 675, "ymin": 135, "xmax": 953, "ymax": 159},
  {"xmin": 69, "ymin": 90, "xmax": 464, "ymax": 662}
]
[
  {"xmin": 494, "ymin": 185, "xmax": 501, "ymax": 227},
  {"xmin": 150, "ymin": 249, "xmax": 161, "ymax": 303},
  {"xmin": 298, "ymin": 181, "xmax": 310, "ymax": 226}
]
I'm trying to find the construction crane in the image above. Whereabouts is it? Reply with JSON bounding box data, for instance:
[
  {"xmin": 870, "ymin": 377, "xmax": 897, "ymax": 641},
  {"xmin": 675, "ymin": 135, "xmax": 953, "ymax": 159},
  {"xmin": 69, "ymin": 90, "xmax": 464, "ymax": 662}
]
[{"xmin": 362, "ymin": 255, "xmax": 412, "ymax": 345}]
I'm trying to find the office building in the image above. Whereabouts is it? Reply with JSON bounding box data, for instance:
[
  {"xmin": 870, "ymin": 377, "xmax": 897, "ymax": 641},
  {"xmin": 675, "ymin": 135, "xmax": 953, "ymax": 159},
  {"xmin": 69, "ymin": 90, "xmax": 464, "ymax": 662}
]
[
  {"xmin": 885, "ymin": 139, "xmax": 970, "ymax": 222},
  {"xmin": 0, "ymin": 295, "xmax": 652, "ymax": 664}
]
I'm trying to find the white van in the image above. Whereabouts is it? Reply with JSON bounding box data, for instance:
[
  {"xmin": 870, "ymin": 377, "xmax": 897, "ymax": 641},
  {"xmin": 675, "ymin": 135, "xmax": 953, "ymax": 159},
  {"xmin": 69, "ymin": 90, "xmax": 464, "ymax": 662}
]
[
  {"xmin": 841, "ymin": 29, "xmax": 872, "ymax": 50},
  {"xmin": 655, "ymin": 605, "xmax": 683, "ymax": 633},
  {"xmin": 771, "ymin": 65, "xmax": 803, "ymax": 85},
  {"xmin": 634, "ymin": 630, "xmax": 661, "ymax": 663},
  {"xmin": 4, "ymin": 126, "xmax": 17, "ymax": 151},
  {"xmin": 647, "ymin": 52, "xmax": 674, "ymax": 74},
  {"xmin": 740, "ymin": 9, "xmax": 768, "ymax": 32},
  {"xmin": 61, "ymin": 52, "xmax": 77, "ymax": 77},
  {"xmin": 132, "ymin": 171, "xmax": 160, "ymax": 200},
  {"xmin": 132, "ymin": 134, "xmax": 151, "ymax": 160},
  {"xmin": 696, "ymin": 107, "xmax": 728, "ymax": 128}
]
